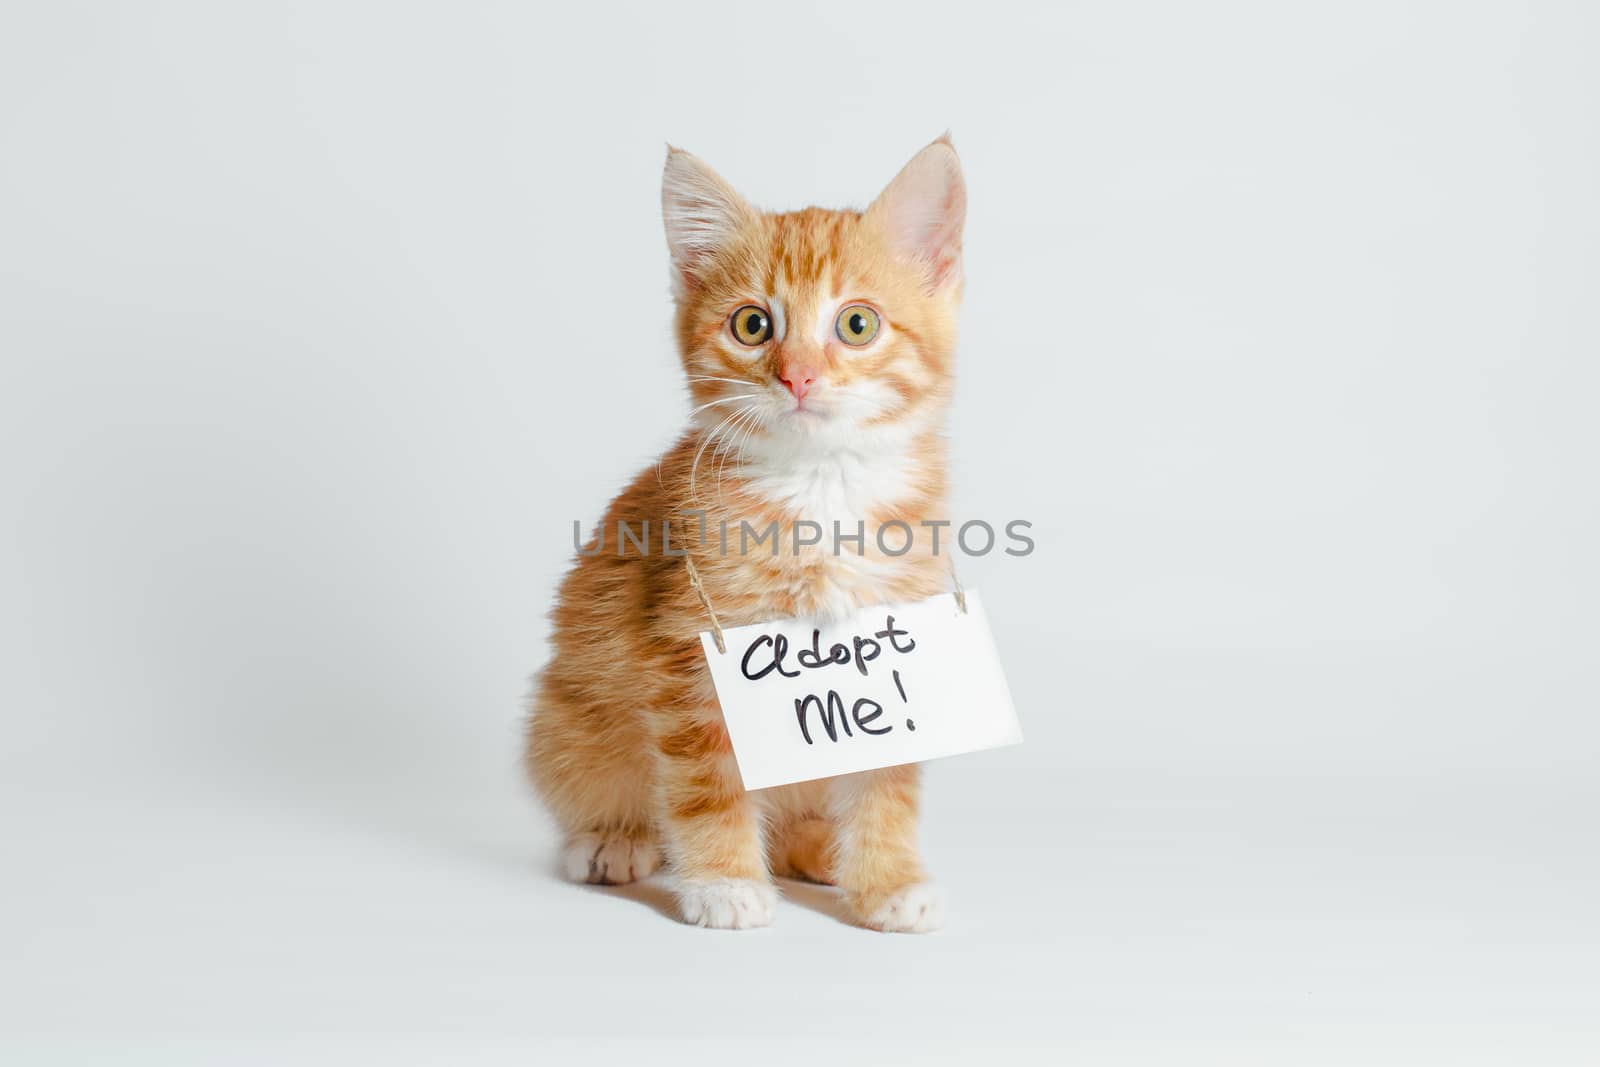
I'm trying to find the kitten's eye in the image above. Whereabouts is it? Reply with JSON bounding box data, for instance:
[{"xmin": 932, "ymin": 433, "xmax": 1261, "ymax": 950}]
[
  {"xmin": 835, "ymin": 305, "xmax": 881, "ymax": 346},
  {"xmin": 729, "ymin": 305, "xmax": 772, "ymax": 346}
]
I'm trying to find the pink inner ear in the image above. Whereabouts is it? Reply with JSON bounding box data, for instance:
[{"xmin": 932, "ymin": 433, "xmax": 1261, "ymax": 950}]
[
  {"xmin": 873, "ymin": 143, "xmax": 966, "ymax": 289},
  {"xmin": 661, "ymin": 148, "xmax": 755, "ymax": 291}
]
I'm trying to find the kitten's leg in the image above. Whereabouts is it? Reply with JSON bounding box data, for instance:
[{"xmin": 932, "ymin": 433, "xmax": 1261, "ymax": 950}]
[
  {"xmin": 829, "ymin": 764, "xmax": 943, "ymax": 932},
  {"xmin": 653, "ymin": 716, "xmax": 776, "ymax": 929},
  {"xmin": 526, "ymin": 680, "xmax": 659, "ymax": 886},
  {"xmin": 770, "ymin": 816, "xmax": 836, "ymax": 884}
]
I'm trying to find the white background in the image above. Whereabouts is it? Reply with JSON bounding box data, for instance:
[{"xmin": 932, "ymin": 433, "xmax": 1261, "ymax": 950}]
[{"xmin": 2, "ymin": 1, "xmax": 1595, "ymax": 1062}]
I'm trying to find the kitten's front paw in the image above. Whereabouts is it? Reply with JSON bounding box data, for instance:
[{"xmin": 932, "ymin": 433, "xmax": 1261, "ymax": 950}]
[
  {"xmin": 676, "ymin": 877, "xmax": 776, "ymax": 930},
  {"xmin": 562, "ymin": 832, "xmax": 660, "ymax": 885},
  {"xmin": 853, "ymin": 882, "xmax": 944, "ymax": 933}
]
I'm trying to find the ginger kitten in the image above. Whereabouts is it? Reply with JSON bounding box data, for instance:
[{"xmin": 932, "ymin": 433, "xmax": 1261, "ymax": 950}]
[{"xmin": 526, "ymin": 137, "xmax": 966, "ymax": 931}]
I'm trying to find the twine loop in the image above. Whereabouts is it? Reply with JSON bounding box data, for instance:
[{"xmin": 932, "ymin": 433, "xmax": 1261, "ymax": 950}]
[{"xmin": 682, "ymin": 554, "xmax": 725, "ymax": 654}]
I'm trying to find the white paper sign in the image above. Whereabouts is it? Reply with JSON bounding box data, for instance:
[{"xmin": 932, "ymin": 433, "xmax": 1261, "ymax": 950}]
[{"xmin": 699, "ymin": 590, "xmax": 1023, "ymax": 790}]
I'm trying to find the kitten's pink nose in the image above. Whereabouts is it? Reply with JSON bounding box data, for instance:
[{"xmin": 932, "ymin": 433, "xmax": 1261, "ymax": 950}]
[{"xmin": 778, "ymin": 364, "xmax": 818, "ymax": 402}]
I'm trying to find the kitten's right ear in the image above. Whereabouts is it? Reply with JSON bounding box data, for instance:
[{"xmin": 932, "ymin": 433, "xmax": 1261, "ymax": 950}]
[
  {"xmin": 662, "ymin": 147, "xmax": 756, "ymax": 295},
  {"xmin": 866, "ymin": 134, "xmax": 967, "ymax": 293}
]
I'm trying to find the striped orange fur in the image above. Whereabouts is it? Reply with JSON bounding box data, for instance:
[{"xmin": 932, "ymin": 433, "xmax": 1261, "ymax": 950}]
[{"xmin": 526, "ymin": 137, "xmax": 966, "ymax": 931}]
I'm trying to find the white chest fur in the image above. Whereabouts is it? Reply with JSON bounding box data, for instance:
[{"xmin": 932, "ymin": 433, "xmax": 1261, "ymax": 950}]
[
  {"xmin": 736, "ymin": 429, "xmax": 935, "ymax": 622},
  {"xmin": 741, "ymin": 444, "xmax": 916, "ymax": 528}
]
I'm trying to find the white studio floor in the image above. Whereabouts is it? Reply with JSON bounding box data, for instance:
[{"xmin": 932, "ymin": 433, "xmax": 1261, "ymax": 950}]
[{"xmin": 4, "ymin": 734, "xmax": 1594, "ymax": 1064}]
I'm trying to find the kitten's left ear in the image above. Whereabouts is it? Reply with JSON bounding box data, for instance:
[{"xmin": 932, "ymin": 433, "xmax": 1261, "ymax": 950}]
[
  {"xmin": 867, "ymin": 134, "xmax": 967, "ymax": 292},
  {"xmin": 662, "ymin": 146, "xmax": 757, "ymax": 295}
]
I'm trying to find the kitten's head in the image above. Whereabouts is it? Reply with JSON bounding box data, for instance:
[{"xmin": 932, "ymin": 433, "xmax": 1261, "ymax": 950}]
[{"xmin": 663, "ymin": 137, "xmax": 965, "ymax": 452}]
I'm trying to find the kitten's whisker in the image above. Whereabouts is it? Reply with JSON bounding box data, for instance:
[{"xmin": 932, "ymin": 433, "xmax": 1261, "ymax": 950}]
[
  {"xmin": 706, "ymin": 410, "xmax": 750, "ymax": 500},
  {"xmin": 687, "ymin": 376, "xmax": 756, "ymax": 387},
  {"xmin": 715, "ymin": 406, "xmax": 759, "ymax": 495},
  {"xmin": 689, "ymin": 393, "xmax": 759, "ymax": 418},
  {"xmin": 734, "ymin": 409, "xmax": 764, "ymax": 468},
  {"xmin": 712, "ymin": 409, "xmax": 742, "ymax": 485},
  {"xmin": 726, "ymin": 406, "xmax": 761, "ymax": 470},
  {"xmin": 688, "ymin": 409, "xmax": 743, "ymax": 501}
]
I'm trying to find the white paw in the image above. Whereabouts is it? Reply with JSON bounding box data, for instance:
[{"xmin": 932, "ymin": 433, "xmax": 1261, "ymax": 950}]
[
  {"xmin": 676, "ymin": 878, "xmax": 776, "ymax": 929},
  {"xmin": 562, "ymin": 833, "xmax": 661, "ymax": 885},
  {"xmin": 860, "ymin": 883, "xmax": 944, "ymax": 933}
]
